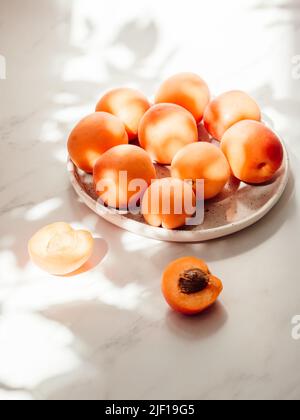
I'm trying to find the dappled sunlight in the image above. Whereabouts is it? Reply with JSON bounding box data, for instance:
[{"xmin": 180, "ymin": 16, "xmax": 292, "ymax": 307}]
[
  {"xmin": 53, "ymin": 104, "xmax": 94, "ymax": 125},
  {"xmin": 53, "ymin": 147, "xmax": 68, "ymax": 164},
  {"xmin": 0, "ymin": 314, "xmax": 80, "ymax": 389},
  {"xmin": 79, "ymin": 213, "xmax": 103, "ymax": 231},
  {"xmin": 25, "ymin": 198, "xmax": 63, "ymax": 222},
  {"xmin": 39, "ymin": 120, "xmax": 64, "ymax": 143},
  {"xmin": 0, "ymin": 251, "xmax": 20, "ymax": 286},
  {"xmin": 93, "ymin": 280, "xmax": 149, "ymax": 311},
  {"xmin": 120, "ymin": 230, "xmax": 161, "ymax": 252},
  {"xmin": 0, "ymin": 246, "xmax": 148, "ymax": 314},
  {"xmin": 0, "ymin": 0, "xmax": 299, "ymax": 400},
  {"xmin": 53, "ymin": 92, "xmax": 80, "ymax": 106}
]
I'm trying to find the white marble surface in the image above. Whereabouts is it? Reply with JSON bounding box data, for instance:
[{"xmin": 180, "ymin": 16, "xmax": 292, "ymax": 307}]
[{"xmin": 0, "ymin": 0, "xmax": 300, "ymax": 401}]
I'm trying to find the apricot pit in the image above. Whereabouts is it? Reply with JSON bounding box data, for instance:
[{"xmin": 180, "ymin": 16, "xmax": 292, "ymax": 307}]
[{"xmin": 162, "ymin": 257, "xmax": 223, "ymax": 315}]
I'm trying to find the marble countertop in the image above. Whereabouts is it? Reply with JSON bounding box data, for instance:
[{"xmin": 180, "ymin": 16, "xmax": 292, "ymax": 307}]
[{"xmin": 0, "ymin": 0, "xmax": 300, "ymax": 400}]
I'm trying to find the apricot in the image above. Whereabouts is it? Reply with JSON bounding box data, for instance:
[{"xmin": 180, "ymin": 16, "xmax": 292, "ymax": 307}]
[
  {"xmin": 93, "ymin": 144, "xmax": 156, "ymax": 209},
  {"xmin": 68, "ymin": 112, "xmax": 128, "ymax": 173},
  {"xmin": 221, "ymin": 120, "xmax": 284, "ymax": 184},
  {"xmin": 138, "ymin": 104, "xmax": 198, "ymax": 165},
  {"xmin": 162, "ymin": 257, "xmax": 223, "ymax": 315},
  {"xmin": 141, "ymin": 178, "xmax": 196, "ymax": 230},
  {"xmin": 171, "ymin": 142, "xmax": 230, "ymax": 200},
  {"xmin": 28, "ymin": 223, "xmax": 94, "ymax": 276},
  {"xmin": 95, "ymin": 88, "xmax": 151, "ymax": 141},
  {"xmin": 204, "ymin": 90, "xmax": 261, "ymax": 141},
  {"xmin": 155, "ymin": 72, "xmax": 210, "ymax": 123}
]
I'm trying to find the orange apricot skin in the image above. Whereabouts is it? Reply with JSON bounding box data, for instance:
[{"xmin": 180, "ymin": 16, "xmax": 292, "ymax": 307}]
[
  {"xmin": 204, "ymin": 90, "xmax": 261, "ymax": 141},
  {"xmin": 171, "ymin": 142, "xmax": 230, "ymax": 200},
  {"xmin": 221, "ymin": 120, "xmax": 284, "ymax": 184},
  {"xmin": 141, "ymin": 178, "xmax": 196, "ymax": 230},
  {"xmin": 93, "ymin": 144, "xmax": 156, "ymax": 209},
  {"xmin": 162, "ymin": 257, "xmax": 223, "ymax": 316},
  {"xmin": 138, "ymin": 103, "xmax": 198, "ymax": 165},
  {"xmin": 68, "ymin": 112, "xmax": 128, "ymax": 173},
  {"xmin": 96, "ymin": 88, "xmax": 151, "ymax": 141},
  {"xmin": 155, "ymin": 72, "xmax": 210, "ymax": 123}
]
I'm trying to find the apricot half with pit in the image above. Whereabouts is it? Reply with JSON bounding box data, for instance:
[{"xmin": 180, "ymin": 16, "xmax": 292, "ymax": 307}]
[
  {"xmin": 155, "ymin": 72, "xmax": 210, "ymax": 123},
  {"xmin": 28, "ymin": 223, "xmax": 94, "ymax": 275},
  {"xmin": 138, "ymin": 103, "xmax": 198, "ymax": 165},
  {"xmin": 68, "ymin": 112, "xmax": 128, "ymax": 173},
  {"xmin": 162, "ymin": 257, "xmax": 223, "ymax": 315},
  {"xmin": 221, "ymin": 120, "xmax": 284, "ymax": 184},
  {"xmin": 93, "ymin": 144, "xmax": 156, "ymax": 210},
  {"xmin": 204, "ymin": 90, "xmax": 261, "ymax": 141},
  {"xmin": 96, "ymin": 88, "xmax": 151, "ymax": 141},
  {"xmin": 141, "ymin": 177, "xmax": 196, "ymax": 230},
  {"xmin": 171, "ymin": 142, "xmax": 230, "ymax": 200}
]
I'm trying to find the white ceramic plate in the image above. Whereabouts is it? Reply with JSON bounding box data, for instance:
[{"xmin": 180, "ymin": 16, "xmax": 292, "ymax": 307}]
[{"xmin": 68, "ymin": 135, "xmax": 289, "ymax": 243}]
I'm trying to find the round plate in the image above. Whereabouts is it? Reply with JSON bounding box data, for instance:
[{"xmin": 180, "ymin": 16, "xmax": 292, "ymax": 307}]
[{"xmin": 67, "ymin": 138, "xmax": 289, "ymax": 243}]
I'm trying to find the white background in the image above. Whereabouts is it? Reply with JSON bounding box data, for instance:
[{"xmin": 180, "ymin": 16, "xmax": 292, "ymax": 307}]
[{"xmin": 0, "ymin": 0, "xmax": 299, "ymax": 400}]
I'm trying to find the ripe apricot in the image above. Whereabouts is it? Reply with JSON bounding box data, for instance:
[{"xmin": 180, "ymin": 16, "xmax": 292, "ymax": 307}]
[
  {"xmin": 141, "ymin": 178, "xmax": 196, "ymax": 230},
  {"xmin": 93, "ymin": 144, "xmax": 156, "ymax": 209},
  {"xmin": 28, "ymin": 223, "xmax": 94, "ymax": 276},
  {"xmin": 171, "ymin": 142, "xmax": 230, "ymax": 200},
  {"xmin": 162, "ymin": 257, "xmax": 223, "ymax": 315},
  {"xmin": 96, "ymin": 88, "xmax": 151, "ymax": 141},
  {"xmin": 221, "ymin": 120, "xmax": 284, "ymax": 184},
  {"xmin": 138, "ymin": 103, "xmax": 198, "ymax": 165},
  {"xmin": 155, "ymin": 72, "xmax": 210, "ymax": 123},
  {"xmin": 204, "ymin": 90, "xmax": 261, "ymax": 141},
  {"xmin": 68, "ymin": 112, "xmax": 128, "ymax": 173}
]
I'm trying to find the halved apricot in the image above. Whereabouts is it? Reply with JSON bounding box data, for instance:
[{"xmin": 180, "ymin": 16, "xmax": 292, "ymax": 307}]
[
  {"xmin": 141, "ymin": 178, "xmax": 196, "ymax": 230},
  {"xmin": 68, "ymin": 112, "xmax": 128, "ymax": 173},
  {"xmin": 138, "ymin": 103, "xmax": 198, "ymax": 165},
  {"xmin": 162, "ymin": 257, "xmax": 223, "ymax": 315},
  {"xmin": 171, "ymin": 142, "xmax": 230, "ymax": 200},
  {"xmin": 93, "ymin": 144, "xmax": 156, "ymax": 210},
  {"xmin": 96, "ymin": 88, "xmax": 151, "ymax": 141},
  {"xmin": 28, "ymin": 223, "xmax": 94, "ymax": 276},
  {"xmin": 155, "ymin": 72, "xmax": 210, "ymax": 123}
]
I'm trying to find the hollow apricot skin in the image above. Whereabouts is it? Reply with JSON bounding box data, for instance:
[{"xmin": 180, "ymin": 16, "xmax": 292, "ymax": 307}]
[
  {"xmin": 93, "ymin": 144, "xmax": 156, "ymax": 209},
  {"xmin": 68, "ymin": 112, "xmax": 128, "ymax": 173},
  {"xmin": 138, "ymin": 103, "xmax": 198, "ymax": 165},
  {"xmin": 171, "ymin": 142, "xmax": 230, "ymax": 200},
  {"xmin": 221, "ymin": 120, "xmax": 284, "ymax": 184},
  {"xmin": 141, "ymin": 178, "xmax": 196, "ymax": 230},
  {"xmin": 155, "ymin": 72, "xmax": 210, "ymax": 123},
  {"xmin": 204, "ymin": 90, "xmax": 261, "ymax": 141},
  {"xmin": 96, "ymin": 88, "xmax": 151, "ymax": 141},
  {"xmin": 162, "ymin": 257, "xmax": 223, "ymax": 315},
  {"xmin": 28, "ymin": 222, "xmax": 94, "ymax": 276}
]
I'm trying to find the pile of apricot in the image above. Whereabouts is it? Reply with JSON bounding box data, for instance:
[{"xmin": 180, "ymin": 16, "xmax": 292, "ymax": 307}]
[
  {"xmin": 27, "ymin": 74, "xmax": 286, "ymax": 315},
  {"xmin": 67, "ymin": 72, "xmax": 284, "ymax": 230}
]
